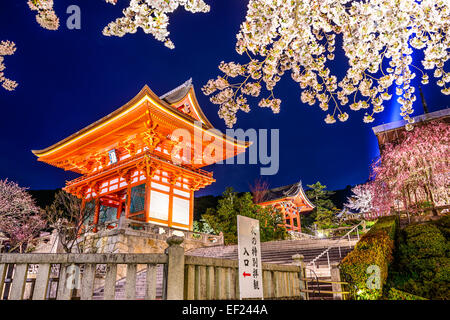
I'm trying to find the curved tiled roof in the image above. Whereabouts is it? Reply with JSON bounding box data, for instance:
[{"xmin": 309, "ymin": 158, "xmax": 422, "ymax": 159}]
[{"xmin": 259, "ymin": 181, "xmax": 315, "ymax": 209}]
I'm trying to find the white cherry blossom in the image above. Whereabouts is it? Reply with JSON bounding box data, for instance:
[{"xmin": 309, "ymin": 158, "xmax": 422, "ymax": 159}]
[
  {"xmin": 203, "ymin": 0, "xmax": 450, "ymax": 128},
  {"xmin": 27, "ymin": 0, "xmax": 59, "ymax": 30},
  {"xmin": 103, "ymin": 0, "xmax": 210, "ymax": 49},
  {"xmin": 0, "ymin": 41, "xmax": 18, "ymax": 91}
]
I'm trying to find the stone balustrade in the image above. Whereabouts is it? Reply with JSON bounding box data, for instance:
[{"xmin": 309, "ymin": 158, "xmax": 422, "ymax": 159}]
[
  {"xmin": 92, "ymin": 217, "xmax": 224, "ymax": 246},
  {"xmin": 0, "ymin": 236, "xmax": 308, "ymax": 300}
]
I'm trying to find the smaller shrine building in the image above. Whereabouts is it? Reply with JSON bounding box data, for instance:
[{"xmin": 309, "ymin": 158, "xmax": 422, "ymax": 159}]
[{"xmin": 258, "ymin": 182, "xmax": 315, "ymax": 233}]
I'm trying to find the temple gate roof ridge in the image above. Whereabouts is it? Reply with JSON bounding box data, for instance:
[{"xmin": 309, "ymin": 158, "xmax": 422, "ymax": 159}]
[{"xmin": 31, "ymin": 80, "xmax": 247, "ymax": 160}]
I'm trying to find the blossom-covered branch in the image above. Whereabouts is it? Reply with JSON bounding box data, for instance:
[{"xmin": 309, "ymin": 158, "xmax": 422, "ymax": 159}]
[
  {"xmin": 103, "ymin": 0, "xmax": 211, "ymax": 49},
  {"xmin": 27, "ymin": 0, "xmax": 60, "ymax": 30},
  {"xmin": 0, "ymin": 41, "xmax": 18, "ymax": 91},
  {"xmin": 203, "ymin": 0, "xmax": 450, "ymax": 129}
]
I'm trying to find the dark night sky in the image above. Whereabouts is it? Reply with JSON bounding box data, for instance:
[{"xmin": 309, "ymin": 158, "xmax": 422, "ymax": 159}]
[{"xmin": 0, "ymin": 0, "xmax": 448, "ymax": 196}]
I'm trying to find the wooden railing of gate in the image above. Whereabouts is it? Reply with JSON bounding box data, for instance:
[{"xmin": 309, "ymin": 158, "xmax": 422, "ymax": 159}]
[{"xmin": 0, "ymin": 236, "xmax": 309, "ymax": 300}]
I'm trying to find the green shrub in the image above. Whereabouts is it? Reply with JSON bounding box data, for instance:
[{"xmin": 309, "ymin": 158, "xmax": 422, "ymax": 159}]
[
  {"xmin": 340, "ymin": 233, "xmax": 394, "ymax": 299},
  {"xmin": 399, "ymin": 224, "xmax": 447, "ymax": 268},
  {"xmin": 367, "ymin": 215, "xmax": 399, "ymax": 240},
  {"xmin": 340, "ymin": 215, "xmax": 398, "ymax": 299},
  {"xmin": 356, "ymin": 230, "xmax": 395, "ymax": 257},
  {"xmin": 340, "ymin": 218, "xmax": 397, "ymax": 300},
  {"xmin": 386, "ymin": 288, "xmax": 427, "ymax": 300},
  {"xmin": 434, "ymin": 215, "xmax": 450, "ymax": 240},
  {"xmin": 392, "ymin": 222, "xmax": 450, "ymax": 300}
]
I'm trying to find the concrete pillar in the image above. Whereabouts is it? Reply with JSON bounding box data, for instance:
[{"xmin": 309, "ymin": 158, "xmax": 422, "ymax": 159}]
[
  {"xmin": 330, "ymin": 262, "xmax": 343, "ymax": 300},
  {"xmin": 165, "ymin": 235, "xmax": 185, "ymax": 300},
  {"xmin": 292, "ymin": 254, "xmax": 308, "ymax": 300}
]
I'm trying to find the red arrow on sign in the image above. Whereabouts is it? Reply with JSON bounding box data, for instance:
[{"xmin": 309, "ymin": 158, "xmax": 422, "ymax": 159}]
[{"xmin": 243, "ymin": 272, "xmax": 251, "ymax": 278}]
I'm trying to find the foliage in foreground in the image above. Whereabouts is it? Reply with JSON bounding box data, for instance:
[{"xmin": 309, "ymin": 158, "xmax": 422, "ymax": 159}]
[
  {"xmin": 340, "ymin": 215, "xmax": 398, "ymax": 300},
  {"xmin": 386, "ymin": 288, "xmax": 427, "ymax": 300},
  {"xmin": 202, "ymin": 188, "xmax": 287, "ymax": 245},
  {"xmin": 388, "ymin": 217, "xmax": 450, "ymax": 300}
]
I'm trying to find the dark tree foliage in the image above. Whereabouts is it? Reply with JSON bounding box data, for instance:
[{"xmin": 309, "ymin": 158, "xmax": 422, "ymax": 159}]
[
  {"xmin": 302, "ymin": 181, "xmax": 339, "ymax": 229},
  {"xmin": 202, "ymin": 188, "xmax": 287, "ymax": 245}
]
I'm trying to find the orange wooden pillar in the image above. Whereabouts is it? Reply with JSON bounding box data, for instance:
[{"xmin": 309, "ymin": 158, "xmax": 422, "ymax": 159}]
[
  {"xmin": 93, "ymin": 198, "xmax": 100, "ymax": 232},
  {"xmin": 289, "ymin": 207, "xmax": 294, "ymax": 231},
  {"xmin": 167, "ymin": 185, "xmax": 174, "ymax": 228},
  {"xmin": 117, "ymin": 200, "xmax": 123, "ymax": 220},
  {"xmin": 189, "ymin": 189, "xmax": 194, "ymax": 231},
  {"xmin": 145, "ymin": 180, "xmax": 151, "ymax": 223}
]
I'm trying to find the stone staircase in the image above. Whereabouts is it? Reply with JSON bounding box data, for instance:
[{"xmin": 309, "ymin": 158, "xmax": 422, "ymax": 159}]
[{"xmin": 186, "ymin": 238, "xmax": 357, "ymax": 268}]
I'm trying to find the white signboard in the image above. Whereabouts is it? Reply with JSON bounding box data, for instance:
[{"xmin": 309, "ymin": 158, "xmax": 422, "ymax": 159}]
[
  {"xmin": 237, "ymin": 215, "xmax": 263, "ymax": 299},
  {"xmin": 108, "ymin": 149, "xmax": 118, "ymax": 164}
]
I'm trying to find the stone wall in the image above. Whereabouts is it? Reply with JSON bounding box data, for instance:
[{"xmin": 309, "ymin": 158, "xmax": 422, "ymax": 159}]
[
  {"xmin": 77, "ymin": 228, "xmax": 220, "ymax": 255},
  {"xmin": 74, "ymin": 227, "xmax": 223, "ymax": 286}
]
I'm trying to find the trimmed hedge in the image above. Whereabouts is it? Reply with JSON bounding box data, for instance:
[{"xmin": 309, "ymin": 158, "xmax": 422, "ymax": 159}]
[
  {"xmin": 340, "ymin": 215, "xmax": 399, "ymax": 300},
  {"xmin": 390, "ymin": 219, "xmax": 450, "ymax": 300},
  {"xmin": 387, "ymin": 288, "xmax": 427, "ymax": 300},
  {"xmin": 433, "ymin": 215, "xmax": 450, "ymax": 240},
  {"xmin": 366, "ymin": 215, "xmax": 398, "ymax": 239}
]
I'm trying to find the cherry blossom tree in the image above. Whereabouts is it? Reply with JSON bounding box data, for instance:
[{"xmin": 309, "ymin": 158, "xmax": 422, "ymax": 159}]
[
  {"xmin": 202, "ymin": 0, "xmax": 450, "ymax": 129},
  {"xmin": 0, "ymin": 179, "xmax": 46, "ymax": 253},
  {"xmin": 103, "ymin": 0, "xmax": 211, "ymax": 49},
  {"xmin": 25, "ymin": 0, "xmax": 211, "ymax": 49},
  {"xmin": 369, "ymin": 121, "xmax": 450, "ymax": 217},
  {"xmin": 344, "ymin": 183, "xmax": 373, "ymax": 216},
  {"xmin": 0, "ymin": 41, "xmax": 18, "ymax": 91}
]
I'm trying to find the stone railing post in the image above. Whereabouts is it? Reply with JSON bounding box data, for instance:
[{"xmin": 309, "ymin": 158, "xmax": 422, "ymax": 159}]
[
  {"xmin": 330, "ymin": 262, "xmax": 343, "ymax": 300},
  {"xmin": 165, "ymin": 236, "xmax": 185, "ymax": 300},
  {"xmin": 292, "ymin": 254, "xmax": 308, "ymax": 300},
  {"xmin": 118, "ymin": 216, "xmax": 126, "ymax": 230}
]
